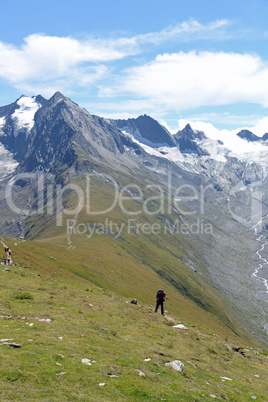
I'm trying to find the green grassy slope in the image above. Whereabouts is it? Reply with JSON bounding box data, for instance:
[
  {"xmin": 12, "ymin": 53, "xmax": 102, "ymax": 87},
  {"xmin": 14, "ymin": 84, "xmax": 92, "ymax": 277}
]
[
  {"xmin": 23, "ymin": 172, "xmax": 251, "ymax": 338},
  {"xmin": 0, "ymin": 236, "xmax": 267, "ymax": 401}
]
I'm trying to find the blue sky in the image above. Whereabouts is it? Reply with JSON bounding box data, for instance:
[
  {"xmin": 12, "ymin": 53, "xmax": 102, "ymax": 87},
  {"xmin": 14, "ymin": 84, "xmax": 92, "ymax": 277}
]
[{"xmin": 1, "ymin": 0, "xmax": 268, "ymax": 132}]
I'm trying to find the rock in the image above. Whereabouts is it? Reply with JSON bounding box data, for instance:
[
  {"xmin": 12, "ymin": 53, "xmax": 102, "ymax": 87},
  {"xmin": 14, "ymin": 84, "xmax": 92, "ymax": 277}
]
[
  {"xmin": 56, "ymin": 362, "xmax": 62, "ymax": 366},
  {"xmin": 99, "ymin": 383, "xmax": 106, "ymax": 386},
  {"xmin": 251, "ymin": 397, "xmax": 257, "ymax": 400},
  {"xmin": 2, "ymin": 342, "xmax": 21, "ymax": 348},
  {"xmin": 165, "ymin": 360, "xmax": 184, "ymax": 372},
  {"xmin": 210, "ymin": 395, "xmax": 217, "ymax": 398},
  {"xmin": 254, "ymin": 374, "xmax": 260, "ymax": 378},
  {"xmin": 82, "ymin": 358, "xmax": 92, "ymax": 365},
  {"xmin": 173, "ymin": 324, "xmax": 188, "ymax": 329},
  {"xmin": 56, "ymin": 371, "xmax": 66, "ymax": 375},
  {"xmin": 136, "ymin": 369, "xmax": 146, "ymax": 377},
  {"xmin": 58, "ymin": 337, "xmax": 63, "ymax": 340},
  {"xmin": 39, "ymin": 318, "xmax": 52, "ymax": 323},
  {"xmin": 0, "ymin": 339, "xmax": 14, "ymax": 342},
  {"xmin": 144, "ymin": 358, "xmax": 151, "ymax": 361},
  {"xmin": 220, "ymin": 377, "xmax": 233, "ymax": 381}
]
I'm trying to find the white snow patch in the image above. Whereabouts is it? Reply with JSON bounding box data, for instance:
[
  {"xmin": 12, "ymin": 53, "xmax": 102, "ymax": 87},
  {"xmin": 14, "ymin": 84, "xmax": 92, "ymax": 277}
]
[
  {"xmin": 12, "ymin": 96, "xmax": 41, "ymax": 137},
  {"xmin": 120, "ymin": 126, "xmax": 172, "ymax": 148},
  {"xmin": 0, "ymin": 116, "xmax": 6, "ymax": 131},
  {"xmin": 0, "ymin": 144, "xmax": 18, "ymax": 178}
]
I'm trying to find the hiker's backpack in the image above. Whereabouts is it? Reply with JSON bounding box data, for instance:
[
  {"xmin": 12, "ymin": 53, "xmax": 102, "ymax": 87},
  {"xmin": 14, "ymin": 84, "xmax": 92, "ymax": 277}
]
[{"xmin": 156, "ymin": 289, "xmax": 165, "ymax": 301}]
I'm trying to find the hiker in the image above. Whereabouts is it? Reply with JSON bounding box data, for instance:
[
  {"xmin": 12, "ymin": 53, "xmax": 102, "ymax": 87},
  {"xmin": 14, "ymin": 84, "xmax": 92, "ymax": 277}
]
[{"xmin": 155, "ymin": 289, "xmax": 167, "ymax": 316}]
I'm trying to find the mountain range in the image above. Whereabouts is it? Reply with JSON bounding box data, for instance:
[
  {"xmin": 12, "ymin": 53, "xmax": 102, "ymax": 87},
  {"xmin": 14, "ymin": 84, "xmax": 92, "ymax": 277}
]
[{"xmin": 0, "ymin": 92, "xmax": 267, "ymax": 348}]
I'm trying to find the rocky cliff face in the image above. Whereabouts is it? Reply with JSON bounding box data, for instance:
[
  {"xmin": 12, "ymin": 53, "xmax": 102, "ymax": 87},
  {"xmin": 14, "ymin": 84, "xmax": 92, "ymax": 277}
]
[
  {"xmin": 0, "ymin": 92, "xmax": 129, "ymax": 174},
  {"xmin": 173, "ymin": 123, "xmax": 208, "ymax": 155},
  {"xmin": 111, "ymin": 114, "xmax": 176, "ymax": 147}
]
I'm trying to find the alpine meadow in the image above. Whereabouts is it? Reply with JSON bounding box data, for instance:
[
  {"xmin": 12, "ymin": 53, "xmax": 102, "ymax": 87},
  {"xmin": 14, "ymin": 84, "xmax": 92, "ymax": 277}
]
[{"xmin": 1, "ymin": 1, "xmax": 268, "ymax": 400}]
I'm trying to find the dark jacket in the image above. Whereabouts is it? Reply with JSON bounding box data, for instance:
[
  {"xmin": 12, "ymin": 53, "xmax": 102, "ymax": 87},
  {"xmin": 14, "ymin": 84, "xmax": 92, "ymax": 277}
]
[{"xmin": 156, "ymin": 291, "xmax": 166, "ymax": 302}]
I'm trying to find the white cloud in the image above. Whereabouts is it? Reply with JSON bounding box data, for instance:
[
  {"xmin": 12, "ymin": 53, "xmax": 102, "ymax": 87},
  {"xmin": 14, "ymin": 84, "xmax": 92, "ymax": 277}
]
[
  {"xmin": 0, "ymin": 34, "xmax": 128, "ymax": 84},
  {"xmin": 136, "ymin": 19, "xmax": 230, "ymax": 45},
  {"xmin": 248, "ymin": 116, "xmax": 268, "ymax": 136},
  {"xmin": 180, "ymin": 112, "xmax": 263, "ymax": 128},
  {"xmin": 0, "ymin": 19, "xmax": 232, "ymax": 93},
  {"xmin": 120, "ymin": 51, "xmax": 268, "ymax": 111}
]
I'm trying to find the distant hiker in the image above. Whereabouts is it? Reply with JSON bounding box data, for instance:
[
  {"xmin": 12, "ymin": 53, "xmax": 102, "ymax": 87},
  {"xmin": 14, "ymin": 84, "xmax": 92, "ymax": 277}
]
[
  {"xmin": 155, "ymin": 289, "xmax": 167, "ymax": 316},
  {"xmin": 131, "ymin": 299, "xmax": 137, "ymax": 304}
]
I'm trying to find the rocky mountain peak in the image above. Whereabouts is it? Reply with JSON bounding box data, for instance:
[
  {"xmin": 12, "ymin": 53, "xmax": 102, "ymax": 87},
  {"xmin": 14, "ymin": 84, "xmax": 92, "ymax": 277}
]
[
  {"xmin": 112, "ymin": 114, "xmax": 176, "ymax": 147},
  {"xmin": 175, "ymin": 124, "xmax": 205, "ymax": 141},
  {"xmin": 172, "ymin": 124, "xmax": 207, "ymax": 155},
  {"xmin": 50, "ymin": 91, "xmax": 66, "ymax": 103},
  {"xmin": 236, "ymin": 129, "xmax": 260, "ymax": 142},
  {"xmin": 183, "ymin": 123, "xmax": 194, "ymax": 134},
  {"xmin": 34, "ymin": 94, "xmax": 48, "ymax": 106}
]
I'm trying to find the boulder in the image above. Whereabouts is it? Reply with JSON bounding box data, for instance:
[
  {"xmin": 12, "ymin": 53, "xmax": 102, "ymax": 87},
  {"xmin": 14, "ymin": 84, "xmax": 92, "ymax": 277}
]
[
  {"xmin": 173, "ymin": 324, "xmax": 188, "ymax": 329},
  {"xmin": 82, "ymin": 358, "xmax": 92, "ymax": 365},
  {"xmin": 165, "ymin": 360, "xmax": 184, "ymax": 372},
  {"xmin": 220, "ymin": 376, "xmax": 232, "ymax": 381},
  {"xmin": 136, "ymin": 369, "xmax": 146, "ymax": 377},
  {"xmin": 1, "ymin": 342, "xmax": 21, "ymax": 348}
]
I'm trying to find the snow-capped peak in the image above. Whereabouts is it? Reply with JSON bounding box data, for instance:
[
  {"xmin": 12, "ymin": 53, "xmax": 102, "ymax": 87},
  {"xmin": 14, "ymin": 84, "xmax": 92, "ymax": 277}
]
[
  {"xmin": 175, "ymin": 119, "xmax": 268, "ymax": 164},
  {"xmin": 12, "ymin": 95, "xmax": 41, "ymax": 137}
]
